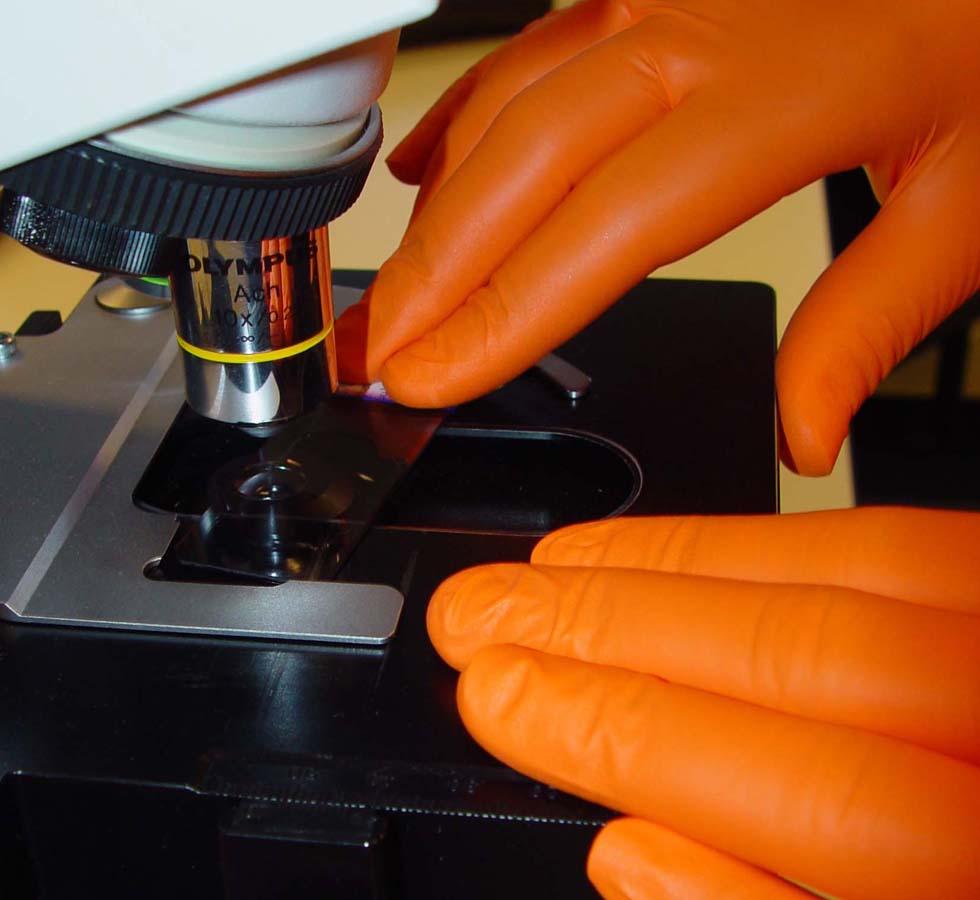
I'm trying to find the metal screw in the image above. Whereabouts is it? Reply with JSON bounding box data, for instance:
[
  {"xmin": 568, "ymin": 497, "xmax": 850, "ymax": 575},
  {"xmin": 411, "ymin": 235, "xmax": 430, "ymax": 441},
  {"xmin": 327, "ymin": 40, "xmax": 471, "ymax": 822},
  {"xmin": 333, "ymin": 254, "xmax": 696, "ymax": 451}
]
[{"xmin": 0, "ymin": 332, "xmax": 17, "ymax": 362}]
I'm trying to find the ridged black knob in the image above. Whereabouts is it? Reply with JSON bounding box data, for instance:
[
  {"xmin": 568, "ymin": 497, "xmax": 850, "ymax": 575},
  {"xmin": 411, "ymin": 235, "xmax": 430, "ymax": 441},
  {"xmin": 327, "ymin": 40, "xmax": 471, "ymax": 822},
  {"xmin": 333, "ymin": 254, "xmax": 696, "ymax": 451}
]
[{"xmin": 0, "ymin": 106, "xmax": 383, "ymax": 276}]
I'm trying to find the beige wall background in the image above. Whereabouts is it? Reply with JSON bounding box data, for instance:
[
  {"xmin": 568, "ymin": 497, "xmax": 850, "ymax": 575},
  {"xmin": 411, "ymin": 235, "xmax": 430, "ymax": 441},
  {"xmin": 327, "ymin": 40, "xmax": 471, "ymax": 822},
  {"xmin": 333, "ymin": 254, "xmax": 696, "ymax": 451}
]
[{"xmin": 0, "ymin": 31, "xmax": 854, "ymax": 513}]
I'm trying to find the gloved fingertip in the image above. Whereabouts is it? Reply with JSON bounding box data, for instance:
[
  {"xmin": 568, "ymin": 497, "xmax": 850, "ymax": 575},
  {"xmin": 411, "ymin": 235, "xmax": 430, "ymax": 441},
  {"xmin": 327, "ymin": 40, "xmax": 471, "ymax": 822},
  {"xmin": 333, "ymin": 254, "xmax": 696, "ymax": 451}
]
[
  {"xmin": 587, "ymin": 819, "xmax": 648, "ymax": 900},
  {"xmin": 529, "ymin": 528, "xmax": 569, "ymax": 564},
  {"xmin": 379, "ymin": 353, "xmax": 477, "ymax": 409},
  {"xmin": 385, "ymin": 144, "xmax": 425, "ymax": 186},
  {"xmin": 775, "ymin": 359, "xmax": 845, "ymax": 477},
  {"xmin": 457, "ymin": 644, "xmax": 538, "ymax": 745},
  {"xmin": 777, "ymin": 407, "xmax": 840, "ymax": 478},
  {"xmin": 588, "ymin": 872, "xmax": 631, "ymax": 900},
  {"xmin": 385, "ymin": 105, "xmax": 450, "ymax": 187},
  {"xmin": 427, "ymin": 564, "xmax": 528, "ymax": 670},
  {"xmin": 334, "ymin": 302, "xmax": 373, "ymax": 385},
  {"xmin": 776, "ymin": 415, "xmax": 801, "ymax": 475},
  {"xmin": 385, "ymin": 63, "xmax": 482, "ymax": 186},
  {"xmin": 377, "ymin": 365, "xmax": 447, "ymax": 408},
  {"xmin": 588, "ymin": 818, "xmax": 812, "ymax": 900},
  {"xmin": 530, "ymin": 521, "xmax": 613, "ymax": 565}
]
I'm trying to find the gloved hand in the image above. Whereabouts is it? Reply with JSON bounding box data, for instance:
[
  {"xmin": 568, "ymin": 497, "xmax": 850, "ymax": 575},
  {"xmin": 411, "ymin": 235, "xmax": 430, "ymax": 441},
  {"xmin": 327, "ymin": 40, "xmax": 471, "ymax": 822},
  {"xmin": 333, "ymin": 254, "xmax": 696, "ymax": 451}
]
[
  {"xmin": 426, "ymin": 507, "xmax": 980, "ymax": 899},
  {"xmin": 337, "ymin": 0, "xmax": 980, "ymax": 475}
]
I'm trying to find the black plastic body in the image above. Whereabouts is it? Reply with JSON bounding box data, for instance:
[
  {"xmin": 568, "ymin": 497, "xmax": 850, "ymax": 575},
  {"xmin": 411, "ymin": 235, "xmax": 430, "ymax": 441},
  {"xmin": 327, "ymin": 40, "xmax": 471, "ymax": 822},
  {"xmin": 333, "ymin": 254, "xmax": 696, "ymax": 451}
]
[
  {"xmin": 0, "ymin": 273, "xmax": 776, "ymax": 898},
  {"xmin": 0, "ymin": 118, "xmax": 382, "ymax": 275}
]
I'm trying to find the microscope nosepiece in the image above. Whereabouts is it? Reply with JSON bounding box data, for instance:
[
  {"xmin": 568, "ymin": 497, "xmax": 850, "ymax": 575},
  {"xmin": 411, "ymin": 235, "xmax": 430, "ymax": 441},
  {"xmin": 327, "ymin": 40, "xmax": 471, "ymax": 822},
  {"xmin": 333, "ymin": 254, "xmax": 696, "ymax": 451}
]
[{"xmin": 0, "ymin": 105, "xmax": 383, "ymax": 425}]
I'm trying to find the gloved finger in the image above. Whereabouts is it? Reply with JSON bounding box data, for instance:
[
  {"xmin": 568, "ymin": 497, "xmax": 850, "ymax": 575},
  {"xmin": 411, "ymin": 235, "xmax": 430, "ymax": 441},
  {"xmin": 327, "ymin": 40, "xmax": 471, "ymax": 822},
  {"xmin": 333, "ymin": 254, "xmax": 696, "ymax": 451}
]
[
  {"xmin": 587, "ymin": 818, "xmax": 812, "ymax": 900},
  {"xmin": 377, "ymin": 85, "xmax": 838, "ymax": 406},
  {"xmin": 338, "ymin": 21, "xmax": 673, "ymax": 385},
  {"xmin": 777, "ymin": 148, "xmax": 980, "ymax": 475},
  {"xmin": 531, "ymin": 507, "xmax": 980, "ymax": 614},
  {"xmin": 403, "ymin": 0, "xmax": 639, "ymax": 213},
  {"xmin": 386, "ymin": 62, "xmax": 485, "ymax": 185},
  {"xmin": 385, "ymin": 3, "xmax": 581, "ymax": 187},
  {"xmin": 458, "ymin": 645, "xmax": 980, "ymax": 900},
  {"xmin": 429, "ymin": 562, "xmax": 980, "ymax": 764}
]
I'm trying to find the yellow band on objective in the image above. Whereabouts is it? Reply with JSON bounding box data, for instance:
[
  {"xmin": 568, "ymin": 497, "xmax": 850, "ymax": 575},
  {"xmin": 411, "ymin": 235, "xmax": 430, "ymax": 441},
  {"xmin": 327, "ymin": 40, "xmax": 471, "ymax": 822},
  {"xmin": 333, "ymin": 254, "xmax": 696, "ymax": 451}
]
[{"xmin": 176, "ymin": 323, "xmax": 332, "ymax": 365}]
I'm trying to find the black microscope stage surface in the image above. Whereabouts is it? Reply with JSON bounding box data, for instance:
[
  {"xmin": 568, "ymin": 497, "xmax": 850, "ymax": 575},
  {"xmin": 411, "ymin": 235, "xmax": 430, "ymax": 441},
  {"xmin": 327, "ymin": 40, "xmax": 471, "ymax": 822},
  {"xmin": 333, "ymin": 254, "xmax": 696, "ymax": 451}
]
[{"xmin": 0, "ymin": 271, "xmax": 776, "ymax": 899}]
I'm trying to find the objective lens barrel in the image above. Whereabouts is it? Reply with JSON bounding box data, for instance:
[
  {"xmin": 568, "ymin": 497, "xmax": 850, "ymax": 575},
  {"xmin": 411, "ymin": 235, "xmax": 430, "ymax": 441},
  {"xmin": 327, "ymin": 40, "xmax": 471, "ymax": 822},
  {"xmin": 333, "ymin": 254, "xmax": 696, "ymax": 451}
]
[{"xmin": 169, "ymin": 226, "xmax": 338, "ymax": 425}]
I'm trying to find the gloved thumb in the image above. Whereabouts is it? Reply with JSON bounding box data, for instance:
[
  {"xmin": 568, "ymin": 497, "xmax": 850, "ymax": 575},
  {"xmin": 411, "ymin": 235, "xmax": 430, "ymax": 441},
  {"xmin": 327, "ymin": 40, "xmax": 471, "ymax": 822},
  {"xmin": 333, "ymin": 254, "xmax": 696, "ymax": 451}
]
[
  {"xmin": 587, "ymin": 818, "xmax": 812, "ymax": 900},
  {"xmin": 777, "ymin": 154, "xmax": 980, "ymax": 475}
]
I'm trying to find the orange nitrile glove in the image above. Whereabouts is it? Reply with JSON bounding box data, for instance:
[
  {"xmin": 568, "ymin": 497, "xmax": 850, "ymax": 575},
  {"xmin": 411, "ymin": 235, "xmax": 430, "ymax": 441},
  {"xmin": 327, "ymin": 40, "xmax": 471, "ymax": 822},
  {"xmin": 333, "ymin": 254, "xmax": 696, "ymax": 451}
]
[
  {"xmin": 426, "ymin": 507, "xmax": 980, "ymax": 899},
  {"xmin": 337, "ymin": 0, "xmax": 980, "ymax": 475}
]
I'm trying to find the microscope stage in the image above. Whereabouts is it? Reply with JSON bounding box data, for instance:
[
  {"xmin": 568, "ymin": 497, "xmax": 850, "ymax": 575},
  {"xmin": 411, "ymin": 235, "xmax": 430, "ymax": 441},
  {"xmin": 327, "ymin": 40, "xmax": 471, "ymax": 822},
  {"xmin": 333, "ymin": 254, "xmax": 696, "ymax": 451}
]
[{"xmin": 0, "ymin": 270, "xmax": 776, "ymax": 898}]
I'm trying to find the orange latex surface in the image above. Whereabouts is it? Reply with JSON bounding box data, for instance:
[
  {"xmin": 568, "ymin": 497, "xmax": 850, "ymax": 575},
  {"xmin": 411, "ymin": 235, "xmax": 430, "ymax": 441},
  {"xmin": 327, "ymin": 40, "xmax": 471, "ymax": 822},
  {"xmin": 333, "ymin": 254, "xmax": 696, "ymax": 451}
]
[
  {"xmin": 588, "ymin": 819, "xmax": 813, "ymax": 899},
  {"xmin": 337, "ymin": 0, "xmax": 980, "ymax": 475},
  {"xmin": 427, "ymin": 508, "xmax": 980, "ymax": 899}
]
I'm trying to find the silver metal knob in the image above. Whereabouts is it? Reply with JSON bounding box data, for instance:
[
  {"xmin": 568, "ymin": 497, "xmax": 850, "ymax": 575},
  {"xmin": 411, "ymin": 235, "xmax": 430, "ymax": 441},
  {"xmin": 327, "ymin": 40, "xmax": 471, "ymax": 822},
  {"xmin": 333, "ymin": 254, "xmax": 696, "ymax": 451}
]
[{"xmin": 0, "ymin": 332, "xmax": 17, "ymax": 362}]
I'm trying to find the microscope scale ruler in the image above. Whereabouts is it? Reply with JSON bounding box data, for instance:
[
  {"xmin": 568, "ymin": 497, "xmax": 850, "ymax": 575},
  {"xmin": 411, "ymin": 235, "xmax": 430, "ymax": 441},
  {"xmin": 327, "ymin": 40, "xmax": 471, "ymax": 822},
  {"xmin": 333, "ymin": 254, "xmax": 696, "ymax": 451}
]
[
  {"xmin": 201, "ymin": 754, "xmax": 610, "ymax": 827},
  {"xmin": 0, "ymin": 279, "xmax": 411, "ymax": 645}
]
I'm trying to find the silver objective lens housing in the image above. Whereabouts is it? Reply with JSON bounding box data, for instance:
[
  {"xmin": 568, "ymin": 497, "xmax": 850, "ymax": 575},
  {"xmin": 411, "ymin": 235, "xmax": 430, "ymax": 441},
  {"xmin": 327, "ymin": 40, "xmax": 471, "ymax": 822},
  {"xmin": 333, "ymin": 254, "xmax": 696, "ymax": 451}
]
[{"xmin": 172, "ymin": 230, "xmax": 338, "ymax": 425}]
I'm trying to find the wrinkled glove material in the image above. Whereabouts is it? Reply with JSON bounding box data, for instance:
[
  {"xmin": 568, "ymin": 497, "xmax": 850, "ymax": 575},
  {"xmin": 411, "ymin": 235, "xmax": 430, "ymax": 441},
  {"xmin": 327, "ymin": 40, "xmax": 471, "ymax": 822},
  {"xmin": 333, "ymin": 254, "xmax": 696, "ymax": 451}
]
[
  {"xmin": 427, "ymin": 507, "xmax": 980, "ymax": 899},
  {"xmin": 338, "ymin": 0, "xmax": 980, "ymax": 476}
]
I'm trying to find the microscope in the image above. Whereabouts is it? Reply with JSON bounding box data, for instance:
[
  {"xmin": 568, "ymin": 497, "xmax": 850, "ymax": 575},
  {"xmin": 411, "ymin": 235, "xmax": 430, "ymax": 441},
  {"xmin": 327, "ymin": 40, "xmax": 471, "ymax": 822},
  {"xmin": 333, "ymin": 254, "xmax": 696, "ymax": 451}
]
[
  {"xmin": 0, "ymin": 4, "xmax": 779, "ymax": 896},
  {"xmin": 1, "ymin": 2, "xmax": 443, "ymax": 643}
]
